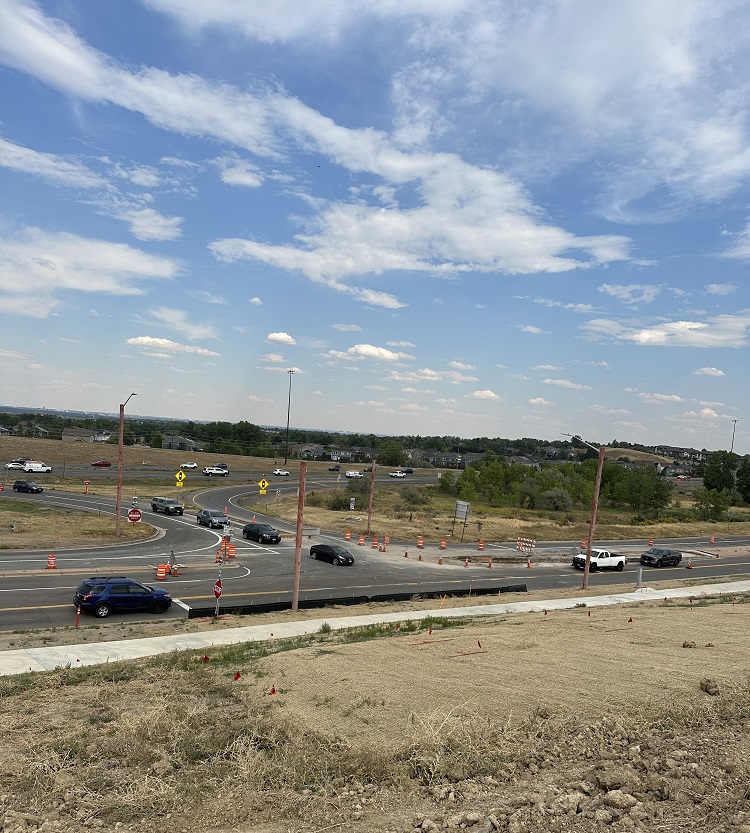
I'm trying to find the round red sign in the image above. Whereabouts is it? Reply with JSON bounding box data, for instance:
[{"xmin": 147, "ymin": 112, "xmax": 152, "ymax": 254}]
[
  {"xmin": 214, "ymin": 580, "xmax": 223, "ymax": 598},
  {"xmin": 127, "ymin": 508, "xmax": 142, "ymax": 523}
]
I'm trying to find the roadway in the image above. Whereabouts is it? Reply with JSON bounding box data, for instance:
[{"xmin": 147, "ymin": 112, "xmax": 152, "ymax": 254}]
[{"xmin": 0, "ymin": 482, "xmax": 748, "ymax": 632}]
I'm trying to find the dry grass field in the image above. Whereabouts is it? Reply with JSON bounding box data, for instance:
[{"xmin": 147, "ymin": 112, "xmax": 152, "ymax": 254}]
[{"xmin": 1, "ymin": 585, "xmax": 750, "ymax": 833}]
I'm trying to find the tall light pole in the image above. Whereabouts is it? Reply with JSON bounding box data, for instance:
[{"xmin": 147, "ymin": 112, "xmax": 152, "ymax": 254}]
[
  {"xmin": 731, "ymin": 419, "xmax": 739, "ymax": 453},
  {"xmin": 115, "ymin": 392, "xmax": 137, "ymax": 537},
  {"xmin": 563, "ymin": 433, "xmax": 605, "ymax": 591},
  {"xmin": 283, "ymin": 369, "xmax": 295, "ymax": 466}
]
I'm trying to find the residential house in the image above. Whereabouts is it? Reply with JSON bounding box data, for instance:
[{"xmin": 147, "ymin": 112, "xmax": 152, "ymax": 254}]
[{"xmin": 62, "ymin": 427, "xmax": 98, "ymax": 443}]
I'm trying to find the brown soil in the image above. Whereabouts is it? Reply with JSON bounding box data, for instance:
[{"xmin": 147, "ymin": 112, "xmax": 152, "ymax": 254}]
[{"xmin": 2, "ymin": 583, "xmax": 750, "ymax": 833}]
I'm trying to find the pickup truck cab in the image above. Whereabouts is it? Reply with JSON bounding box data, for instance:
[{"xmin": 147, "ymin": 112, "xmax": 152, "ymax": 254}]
[{"xmin": 572, "ymin": 548, "xmax": 626, "ymax": 572}]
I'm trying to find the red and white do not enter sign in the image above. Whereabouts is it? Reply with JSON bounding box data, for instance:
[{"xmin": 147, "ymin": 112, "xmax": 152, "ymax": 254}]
[
  {"xmin": 127, "ymin": 508, "xmax": 142, "ymax": 523},
  {"xmin": 214, "ymin": 580, "xmax": 223, "ymax": 598}
]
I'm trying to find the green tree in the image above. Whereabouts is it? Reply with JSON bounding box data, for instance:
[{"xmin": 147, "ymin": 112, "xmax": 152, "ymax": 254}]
[
  {"xmin": 537, "ymin": 488, "xmax": 573, "ymax": 511},
  {"xmin": 692, "ymin": 487, "xmax": 731, "ymax": 521},
  {"xmin": 737, "ymin": 460, "xmax": 750, "ymax": 503},
  {"xmin": 376, "ymin": 440, "xmax": 407, "ymax": 467},
  {"xmin": 150, "ymin": 433, "xmax": 163, "ymax": 449},
  {"xmin": 703, "ymin": 451, "xmax": 738, "ymax": 493}
]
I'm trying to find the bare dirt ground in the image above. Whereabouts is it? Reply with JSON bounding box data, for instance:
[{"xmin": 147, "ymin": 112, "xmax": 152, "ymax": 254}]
[{"xmin": 2, "ymin": 582, "xmax": 750, "ymax": 833}]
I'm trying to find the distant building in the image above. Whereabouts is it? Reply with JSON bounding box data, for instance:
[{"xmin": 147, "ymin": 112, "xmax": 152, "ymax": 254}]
[
  {"xmin": 162, "ymin": 435, "xmax": 204, "ymax": 452},
  {"xmin": 62, "ymin": 428, "xmax": 97, "ymax": 443}
]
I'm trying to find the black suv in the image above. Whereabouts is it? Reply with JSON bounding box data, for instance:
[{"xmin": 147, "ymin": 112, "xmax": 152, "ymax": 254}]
[
  {"xmin": 74, "ymin": 577, "xmax": 172, "ymax": 618},
  {"xmin": 13, "ymin": 480, "xmax": 43, "ymax": 493},
  {"xmin": 639, "ymin": 547, "xmax": 682, "ymax": 568},
  {"xmin": 151, "ymin": 496, "xmax": 184, "ymax": 515},
  {"xmin": 242, "ymin": 522, "xmax": 282, "ymax": 544}
]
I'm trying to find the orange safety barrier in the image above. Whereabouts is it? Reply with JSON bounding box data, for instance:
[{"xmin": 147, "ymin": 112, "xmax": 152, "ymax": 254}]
[
  {"xmin": 417, "ymin": 536, "xmax": 424, "ymax": 549},
  {"xmin": 372, "ymin": 537, "xmax": 378, "ymax": 549},
  {"xmin": 648, "ymin": 538, "xmax": 654, "ymax": 546},
  {"xmin": 478, "ymin": 540, "xmax": 484, "ymax": 551},
  {"xmin": 440, "ymin": 539, "xmax": 446, "ymax": 550},
  {"xmin": 345, "ymin": 530, "xmax": 351, "ymax": 541},
  {"xmin": 358, "ymin": 534, "xmax": 365, "ymax": 546},
  {"xmin": 710, "ymin": 535, "xmax": 715, "ymax": 544},
  {"xmin": 156, "ymin": 564, "xmax": 168, "ymax": 580},
  {"xmin": 581, "ymin": 539, "xmax": 587, "ymax": 550},
  {"xmin": 224, "ymin": 544, "xmax": 236, "ymax": 560},
  {"xmin": 384, "ymin": 535, "xmax": 390, "ymax": 545},
  {"xmin": 46, "ymin": 553, "xmax": 57, "ymax": 570}
]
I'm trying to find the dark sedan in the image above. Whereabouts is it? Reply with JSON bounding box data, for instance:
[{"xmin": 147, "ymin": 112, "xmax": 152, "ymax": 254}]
[
  {"xmin": 91, "ymin": 460, "xmax": 112, "ymax": 467},
  {"xmin": 640, "ymin": 547, "xmax": 682, "ymax": 567},
  {"xmin": 309, "ymin": 544, "xmax": 355, "ymax": 566},
  {"xmin": 328, "ymin": 465, "xmax": 341, "ymax": 471},
  {"xmin": 243, "ymin": 523, "xmax": 282, "ymax": 544},
  {"xmin": 13, "ymin": 480, "xmax": 43, "ymax": 493}
]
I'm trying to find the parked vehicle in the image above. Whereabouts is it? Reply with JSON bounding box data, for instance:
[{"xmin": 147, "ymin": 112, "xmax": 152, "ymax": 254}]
[
  {"xmin": 242, "ymin": 522, "xmax": 282, "ymax": 544},
  {"xmin": 572, "ymin": 549, "xmax": 626, "ymax": 572},
  {"xmin": 74, "ymin": 576, "xmax": 172, "ymax": 618},
  {"xmin": 309, "ymin": 544, "xmax": 355, "ymax": 566},
  {"xmin": 196, "ymin": 509, "xmax": 228, "ymax": 528},
  {"xmin": 91, "ymin": 460, "xmax": 112, "ymax": 467},
  {"xmin": 639, "ymin": 547, "xmax": 682, "ymax": 568},
  {"xmin": 202, "ymin": 466, "xmax": 229, "ymax": 477},
  {"xmin": 151, "ymin": 497, "xmax": 184, "ymax": 515},
  {"xmin": 12, "ymin": 480, "xmax": 43, "ymax": 493},
  {"xmin": 23, "ymin": 461, "xmax": 51, "ymax": 473}
]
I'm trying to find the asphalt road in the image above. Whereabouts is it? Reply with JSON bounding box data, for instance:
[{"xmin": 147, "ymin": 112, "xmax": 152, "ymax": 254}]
[{"xmin": 1, "ymin": 484, "xmax": 748, "ymax": 632}]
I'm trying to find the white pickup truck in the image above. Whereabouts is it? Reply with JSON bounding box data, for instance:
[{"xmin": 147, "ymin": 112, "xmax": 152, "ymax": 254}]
[{"xmin": 572, "ymin": 548, "xmax": 626, "ymax": 572}]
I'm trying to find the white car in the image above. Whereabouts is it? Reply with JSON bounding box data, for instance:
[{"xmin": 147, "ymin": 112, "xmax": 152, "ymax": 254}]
[
  {"xmin": 345, "ymin": 470, "xmax": 363, "ymax": 478},
  {"xmin": 202, "ymin": 466, "xmax": 229, "ymax": 477},
  {"xmin": 181, "ymin": 462, "xmax": 198, "ymax": 469},
  {"xmin": 5, "ymin": 462, "xmax": 25, "ymax": 470},
  {"xmin": 273, "ymin": 468, "xmax": 290, "ymax": 476},
  {"xmin": 389, "ymin": 471, "xmax": 407, "ymax": 478}
]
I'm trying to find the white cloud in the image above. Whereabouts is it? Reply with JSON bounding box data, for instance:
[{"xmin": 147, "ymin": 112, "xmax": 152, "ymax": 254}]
[
  {"xmin": 637, "ymin": 392, "xmax": 685, "ymax": 404},
  {"xmin": 598, "ymin": 283, "xmax": 660, "ymax": 305},
  {"xmin": 0, "ymin": 136, "xmax": 105, "ymax": 188},
  {"xmin": 387, "ymin": 340, "xmax": 415, "ymax": 347},
  {"xmin": 533, "ymin": 364, "xmax": 562, "ymax": 371},
  {"xmin": 144, "ymin": 307, "xmax": 217, "ymax": 339},
  {"xmin": 448, "ymin": 360, "xmax": 475, "ymax": 370},
  {"xmin": 190, "ymin": 290, "xmax": 227, "ymax": 304},
  {"xmin": 116, "ymin": 207, "xmax": 183, "ymax": 241},
  {"xmin": 528, "ymin": 397, "xmax": 552, "ymax": 406},
  {"xmin": 543, "ymin": 378, "xmax": 593, "ymax": 390},
  {"xmin": 248, "ymin": 297, "xmax": 263, "ymax": 305},
  {"xmin": 705, "ymin": 282, "xmax": 736, "ymax": 295},
  {"xmin": 111, "ymin": 163, "xmax": 161, "ymax": 187},
  {"xmin": 126, "ymin": 336, "xmax": 220, "ymax": 356},
  {"xmin": 468, "ymin": 389, "xmax": 499, "ymax": 400},
  {"xmin": 684, "ymin": 408, "xmax": 720, "ymax": 419},
  {"xmin": 581, "ymin": 312, "xmax": 750, "ymax": 347},
  {"xmin": 332, "ymin": 323, "xmax": 362, "ymax": 332},
  {"xmin": 694, "ymin": 367, "xmax": 725, "ymax": 376},
  {"xmin": 261, "ymin": 353, "xmax": 285, "ymax": 363},
  {"xmin": 328, "ymin": 343, "xmax": 413, "ymax": 362},
  {"xmin": 266, "ymin": 332, "xmax": 297, "ymax": 345},
  {"xmin": 213, "ymin": 153, "xmax": 263, "ymax": 187},
  {"xmin": 0, "ymin": 227, "xmax": 179, "ymax": 318},
  {"xmin": 389, "ymin": 367, "xmax": 478, "ymax": 384},
  {"xmin": 519, "ymin": 325, "xmax": 543, "ymax": 334}
]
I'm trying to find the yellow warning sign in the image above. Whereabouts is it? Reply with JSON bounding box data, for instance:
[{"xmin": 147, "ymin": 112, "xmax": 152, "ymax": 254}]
[
  {"xmin": 258, "ymin": 478, "xmax": 269, "ymax": 490},
  {"xmin": 175, "ymin": 470, "xmax": 186, "ymax": 482}
]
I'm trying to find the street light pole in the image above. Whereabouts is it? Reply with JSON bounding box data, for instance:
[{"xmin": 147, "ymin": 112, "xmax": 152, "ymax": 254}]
[
  {"xmin": 731, "ymin": 419, "xmax": 739, "ymax": 453},
  {"xmin": 115, "ymin": 392, "xmax": 137, "ymax": 537},
  {"xmin": 563, "ymin": 433, "xmax": 605, "ymax": 590},
  {"xmin": 284, "ymin": 369, "xmax": 295, "ymax": 466}
]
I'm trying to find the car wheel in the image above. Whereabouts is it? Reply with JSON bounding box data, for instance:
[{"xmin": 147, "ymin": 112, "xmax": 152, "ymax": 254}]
[
  {"xmin": 616, "ymin": 561, "xmax": 624, "ymax": 571},
  {"xmin": 149, "ymin": 600, "xmax": 167, "ymax": 614},
  {"xmin": 95, "ymin": 603, "xmax": 111, "ymax": 618},
  {"xmin": 332, "ymin": 557, "xmax": 341, "ymax": 566},
  {"xmin": 310, "ymin": 550, "xmax": 317, "ymax": 559},
  {"xmin": 656, "ymin": 560, "xmax": 663, "ymax": 568}
]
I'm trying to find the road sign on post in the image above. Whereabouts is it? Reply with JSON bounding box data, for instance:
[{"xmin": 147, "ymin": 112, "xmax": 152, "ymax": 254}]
[
  {"xmin": 127, "ymin": 508, "xmax": 142, "ymax": 523},
  {"xmin": 214, "ymin": 580, "xmax": 222, "ymax": 598}
]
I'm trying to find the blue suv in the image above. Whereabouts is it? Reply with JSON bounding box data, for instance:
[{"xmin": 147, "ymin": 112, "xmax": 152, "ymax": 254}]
[{"xmin": 74, "ymin": 576, "xmax": 172, "ymax": 618}]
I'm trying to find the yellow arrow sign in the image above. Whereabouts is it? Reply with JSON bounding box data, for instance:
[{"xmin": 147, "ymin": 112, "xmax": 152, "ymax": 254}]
[{"xmin": 258, "ymin": 478, "xmax": 269, "ymax": 490}]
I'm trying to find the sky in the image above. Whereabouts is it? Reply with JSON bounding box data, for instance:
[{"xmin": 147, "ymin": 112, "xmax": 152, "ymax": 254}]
[{"xmin": 0, "ymin": 1, "xmax": 749, "ymax": 454}]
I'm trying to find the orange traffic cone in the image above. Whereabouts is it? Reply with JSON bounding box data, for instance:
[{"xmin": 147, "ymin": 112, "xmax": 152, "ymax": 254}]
[
  {"xmin": 438, "ymin": 556, "xmax": 443, "ymax": 565},
  {"xmin": 464, "ymin": 557, "xmax": 469, "ymax": 568},
  {"xmin": 418, "ymin": 552, "xmax": 422, "ymax": 561},
  {"xmin": 252, "ymin": 515, "xmax": 256, "ymax": 523},
  {"xmin": 487, "ymin": 558, "xmax": 492, "ymax": 568},
  {"xmin": 404, "ymin": 551, "xmax": 409, "ymax": 558}
]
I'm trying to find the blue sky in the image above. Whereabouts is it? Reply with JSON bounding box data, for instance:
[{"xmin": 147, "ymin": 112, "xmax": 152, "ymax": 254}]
[{"xmin": 0, "ymin": 1, "xmax": 748, "ymax": 454}]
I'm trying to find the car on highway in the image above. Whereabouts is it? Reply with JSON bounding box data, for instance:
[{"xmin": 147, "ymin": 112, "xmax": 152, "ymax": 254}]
[
  {"xmin": 12, "ymin": 480, "xmax": 43, "ymax": 493},
  {"xmin": 345, "ymin": 470, "xmax": 363, "ymax": 478},
  {"xmin": 389, "ymin": 471, "xmax": 407, "ymax": 478},
  {"xmin": 213, "ymin": 463, "xmax": 229, "ymax": 470},
  {"xmin": 273, "ymin": 468, "xmax": 290, "ymax": 476},
  {"xmin": 151, "ymin": 496, "xmax": 184, "ymax": 515},
  {"xmin": 180, "ymin": 462, "xmax": 198, "ymax": 469},
  {"xmin": 639, "ymin": 547, "xmax": 682, "ymax": 568},
  {"xmin": 328, "ymin": 465, "xmax": 341, "ymax": 471},
  {"xmin": 196, "ymin": 508, "xmax": 229, "ymax": 528},
  {"xmin": 23, "ymin": 461, "xmax": 52, "ymax": 472},
  {"xmin": 202, "ymin": 466, "xmax": 229, "ymax": 477},
  {"xmin": 5, "ymin": 461, "xmax": 25, "ymax": 470},
  {"xmin": 91, "ymin": 460, "xmax": 112, "ymax": 467},
  {"xmin": 309, "ymin": 544, "xmax": 355, "ymax": 566},
  {"xmin": 242, "ymin": 522, "xmax": 282, "ymax": 544},
  {"xmin": 402, "ymin": 468, "xmax": 414, "ymax": 474},
  {"xmin": 74, "ymin": 576, "xmax": 172, "ymax": 618}
]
